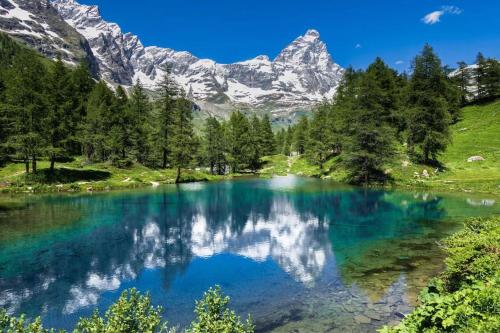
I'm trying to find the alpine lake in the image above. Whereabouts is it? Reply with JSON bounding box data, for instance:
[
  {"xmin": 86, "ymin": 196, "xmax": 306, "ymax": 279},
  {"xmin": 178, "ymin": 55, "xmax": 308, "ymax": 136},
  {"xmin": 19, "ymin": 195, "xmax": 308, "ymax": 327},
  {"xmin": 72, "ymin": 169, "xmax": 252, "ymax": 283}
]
[{"xmin": 0, "ymin": 176, "xmax": 498, "ymax": 332}]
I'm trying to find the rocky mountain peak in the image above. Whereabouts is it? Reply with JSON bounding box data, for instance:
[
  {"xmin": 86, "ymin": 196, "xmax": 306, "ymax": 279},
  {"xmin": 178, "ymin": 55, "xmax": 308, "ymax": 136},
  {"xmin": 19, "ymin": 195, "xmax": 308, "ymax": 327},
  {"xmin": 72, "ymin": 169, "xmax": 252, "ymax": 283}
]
[{"xmin": 1, "ymin": 0, "xmax": 345, "ymax": 120}]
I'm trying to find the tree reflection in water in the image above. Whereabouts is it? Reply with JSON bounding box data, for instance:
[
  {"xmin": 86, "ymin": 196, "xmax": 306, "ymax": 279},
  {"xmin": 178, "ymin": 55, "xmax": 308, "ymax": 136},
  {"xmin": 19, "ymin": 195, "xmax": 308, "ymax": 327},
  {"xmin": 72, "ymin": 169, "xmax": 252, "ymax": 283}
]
[{"xmin": 0, "ymin": 176, "xmax": 497, "ymax": 332}]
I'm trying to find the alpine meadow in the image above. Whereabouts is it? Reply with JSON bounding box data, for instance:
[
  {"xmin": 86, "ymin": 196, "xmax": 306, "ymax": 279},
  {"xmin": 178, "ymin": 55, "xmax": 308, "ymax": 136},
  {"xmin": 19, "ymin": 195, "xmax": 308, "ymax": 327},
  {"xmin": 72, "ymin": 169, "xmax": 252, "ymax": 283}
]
[{"xmin": 0, "ymin": 1, "xmax": 499, "ymax": 333}]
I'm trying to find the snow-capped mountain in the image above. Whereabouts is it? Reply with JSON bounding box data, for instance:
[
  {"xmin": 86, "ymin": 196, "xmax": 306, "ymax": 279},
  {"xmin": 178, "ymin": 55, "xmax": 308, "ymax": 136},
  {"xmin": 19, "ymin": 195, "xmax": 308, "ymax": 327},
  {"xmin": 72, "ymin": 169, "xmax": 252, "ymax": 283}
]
[
  {"xmin": 0, "ymin": 0, "xmax": 98, "ymax": 74},
  {"xmin": 51, "ymin": 0, "xmax": 344, "ymax": 110}
]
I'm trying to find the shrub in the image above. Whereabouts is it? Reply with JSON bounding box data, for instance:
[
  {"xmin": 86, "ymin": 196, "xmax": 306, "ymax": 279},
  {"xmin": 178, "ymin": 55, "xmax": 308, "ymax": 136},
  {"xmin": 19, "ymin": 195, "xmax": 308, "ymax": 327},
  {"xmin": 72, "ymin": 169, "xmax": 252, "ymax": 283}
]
[
  {"xmin": 186, "ymin": 286, "xmax": 254, "ymax": 333},
  {"xmin": 380, "ymin": 216, "xmax": 500, "ymax": 333}
]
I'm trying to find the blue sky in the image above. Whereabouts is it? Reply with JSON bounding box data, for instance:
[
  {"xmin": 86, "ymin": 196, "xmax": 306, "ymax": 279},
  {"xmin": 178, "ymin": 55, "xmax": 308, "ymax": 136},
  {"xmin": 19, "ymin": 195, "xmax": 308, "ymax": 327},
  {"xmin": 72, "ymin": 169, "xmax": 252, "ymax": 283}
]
[{"xmin": 77, "ymin": 0, "xmax": 499, "ymax": 70}]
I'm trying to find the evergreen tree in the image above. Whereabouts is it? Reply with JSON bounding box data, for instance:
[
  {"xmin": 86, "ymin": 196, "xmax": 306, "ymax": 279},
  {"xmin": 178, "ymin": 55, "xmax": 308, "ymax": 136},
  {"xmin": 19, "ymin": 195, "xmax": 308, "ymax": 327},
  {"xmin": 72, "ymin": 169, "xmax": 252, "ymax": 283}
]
[
  {"xmin": 128, "ymin": 81, "xmax": 152, "ymax": 164},
  {"xmin": 108, "ymin": 86, "xmax": 130, "ymax": 165},
  {"xmin": 154, "ymin": 65, "xmax": 180, "ymax": 168},
  {"xmin": 227, "ymin": 111, "xmax": 252, "ymax": 173},
  {"xmin": 274, "ymin": 128, "xmax": 286, "ymax": 155},
  {"xmin": 306, "ymin": 104, "xmax": 331, "ymax": 169},
  {"xmin": 293, "ymin": 116, "xmax": 309, "ymax": 155},
  {"xmin": 68, "ymin": 61, "xmax": 95, "ymax": 155},
  {"xmin": 80, "ymin": 81, "xmax": 116, "ymax": 162},
  {"xmin": 483, "ymin": 57, "xmax": 500, "ymax": 99},
  {"xmin": 283, "ymin": 126, "xmax": 293, "ymax": 157},
  {"xmin": 454, "ymin": 61, "xmax": 473, "ymax": 105},
  {"xmin": 475, "ymin": 53, "xmax": 488, "ymax": 100},
  {"xmin": 170, "ymin": 98, "xmax": 196, "ymax": 183},
  {"xmin": 344, "ymin": 60, "xmax": 396, "ymax": 184},
  {"xmin": 248, "ymin": 114, "xmax": 263, "ymax": 171},
  {"xmin": 46, "ymin": 55, "xmax": 73, "ymax": 173},
  {"xmin": 259, "ymin": 114, "xmax": 276, "ymax": 156},
  {"xmin": 203, "ymin": 117, "xmax": 227, "ymax": 175},
  {"xmin": 4, "ymin": 51, "xmax": 48, "ymax": 173},
  {"xmin": 406, "ymin": 45, "xmax": 452, "ymax": 163}
]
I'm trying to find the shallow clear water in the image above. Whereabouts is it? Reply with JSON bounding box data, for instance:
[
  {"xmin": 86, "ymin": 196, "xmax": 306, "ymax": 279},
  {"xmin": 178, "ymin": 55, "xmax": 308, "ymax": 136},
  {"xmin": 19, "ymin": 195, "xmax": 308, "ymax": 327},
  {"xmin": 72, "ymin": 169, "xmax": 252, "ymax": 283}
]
[{"xmin": 0, "ymin": 176, "xmax": 498, "ymax": 332}]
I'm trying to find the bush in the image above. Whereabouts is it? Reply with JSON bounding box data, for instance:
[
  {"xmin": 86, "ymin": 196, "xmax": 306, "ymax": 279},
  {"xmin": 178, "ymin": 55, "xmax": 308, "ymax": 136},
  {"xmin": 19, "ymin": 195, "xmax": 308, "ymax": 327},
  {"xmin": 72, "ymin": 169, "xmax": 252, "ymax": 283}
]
[
  {"xmin": 186, "ymin": 286, "xmax": 254, "ymax": 333},
  {"xmin": 380, "ymin": 216, "xmax": 500, "ymax": 333},
  {"xmin": 0, "ymin": 287, "xmax": 254, "ymax": 333},
  {"xmin": 74, "ymin": 289, "xmax": 174, "ymax": 333}
]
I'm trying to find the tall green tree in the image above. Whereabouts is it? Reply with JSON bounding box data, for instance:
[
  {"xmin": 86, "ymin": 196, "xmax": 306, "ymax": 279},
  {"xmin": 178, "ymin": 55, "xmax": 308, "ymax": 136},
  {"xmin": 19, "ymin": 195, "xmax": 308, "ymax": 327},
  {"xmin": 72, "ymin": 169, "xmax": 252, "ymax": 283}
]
[
  {"xmin": 475, "ymin": 53, "xmax": 488, "ymax": 100},
  {"xmin": 259, "ymin": 114, "xmax": 276, "ymax": 156},
  {"xmin": 154, "ymin": 65, "xmax": 181, "ymax": 168},
  {"xmin": 227, "ymin": 111, "xmax": 252, "ymax": 173},
  {"xmin": 46, "ymin": 55, "xmax": 74, "ymax": 173},
  {"xmin": 454, "ymin": 61, "xmax": 473, "ymax": 105},
  {"xmin": 293, "ymin": 116, "xmax": 309, "ymax": 155},
  {"xmin": 344, "ymin": 60, "xmax": 396, "ymax": 184},
  {"xmin": 406, "ymin": 45, "xmax": 452, "ymax": 163},
  {"xmin": 248, "ymin": 114, "xmax": 263, "ymax": 171},
  {"xmin": 128, "ymin": 81, "xmax": 152, "ymax": 164},
  {"xmin": 108, "ymin": 86, "xmax": 130, "ymax": 164},
  {"xmin": 4, "ymin": 51, "xmax": 48, "ymax": 173},
  {"xmin": 80, "ymin": 81, "xmax": 116, "ymax": 162},
  {"xmin": 307, "ymin": 104, "xmax": 331, "ymax": 170},
  {"xmin": 203, "ymin": 117, "xmax": 227, "ymax": 175},
  {"xmin": 170, "ymin": 98, "xmax": 196, "ymax": 183}
]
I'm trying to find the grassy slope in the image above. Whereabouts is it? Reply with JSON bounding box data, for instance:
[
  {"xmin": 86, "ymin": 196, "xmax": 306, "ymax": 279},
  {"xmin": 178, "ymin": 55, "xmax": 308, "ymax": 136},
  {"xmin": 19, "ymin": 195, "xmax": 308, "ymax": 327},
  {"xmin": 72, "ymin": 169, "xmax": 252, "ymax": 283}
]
[
  {"xmin": 0, "ymin": 158, "xmax": 227, "ymax": 193},
  {"xmin": 1, "ymin": 100, "xmax": 498, "ymax": 194},
  {"xmin": 263, "ymin": 100, "xmax": 500, "ymax": 194}
]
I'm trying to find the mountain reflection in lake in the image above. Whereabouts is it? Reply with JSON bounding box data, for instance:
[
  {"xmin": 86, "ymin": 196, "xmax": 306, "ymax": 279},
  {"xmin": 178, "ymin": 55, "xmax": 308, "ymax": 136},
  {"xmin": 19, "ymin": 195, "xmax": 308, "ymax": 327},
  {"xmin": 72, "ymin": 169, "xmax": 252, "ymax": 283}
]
[{"xmin": 0, "ymin": 176, "xmax": 498, "ymax": 332}]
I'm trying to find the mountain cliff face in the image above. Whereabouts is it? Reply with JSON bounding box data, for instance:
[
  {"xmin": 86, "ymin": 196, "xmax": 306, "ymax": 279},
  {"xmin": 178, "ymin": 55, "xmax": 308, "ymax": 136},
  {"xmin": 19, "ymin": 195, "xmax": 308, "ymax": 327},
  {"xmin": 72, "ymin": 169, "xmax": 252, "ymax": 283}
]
[
  {"xmin": 0, "ymin": 0, "xmax": 344, "ymax": 117},
  {"xmin": 52, "ymin": 0, "xmax": 344, "ymax": 112},
  {"xmin": 0, "ymin": 0, "xmax": 98, "ymax": 74}
]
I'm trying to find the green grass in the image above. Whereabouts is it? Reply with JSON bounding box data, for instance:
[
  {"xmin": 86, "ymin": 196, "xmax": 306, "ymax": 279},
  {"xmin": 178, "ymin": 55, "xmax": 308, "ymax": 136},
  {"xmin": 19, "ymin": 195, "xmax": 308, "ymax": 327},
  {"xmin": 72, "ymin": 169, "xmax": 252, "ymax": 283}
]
[
  {"xmin": 262, "ymin": 100, "xmax": 500, "ymax": 195},
  {"xmin": 0, "ymin": 157, "xmax": 229, "ymax": 193}
]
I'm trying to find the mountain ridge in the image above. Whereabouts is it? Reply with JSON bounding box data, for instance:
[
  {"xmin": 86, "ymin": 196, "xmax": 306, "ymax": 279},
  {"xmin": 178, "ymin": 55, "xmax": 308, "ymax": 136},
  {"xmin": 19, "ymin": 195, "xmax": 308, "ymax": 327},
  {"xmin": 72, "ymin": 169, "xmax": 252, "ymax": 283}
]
[{"xmin": 51, "ymin": 0, "xmax": 344, "ymax": 113}]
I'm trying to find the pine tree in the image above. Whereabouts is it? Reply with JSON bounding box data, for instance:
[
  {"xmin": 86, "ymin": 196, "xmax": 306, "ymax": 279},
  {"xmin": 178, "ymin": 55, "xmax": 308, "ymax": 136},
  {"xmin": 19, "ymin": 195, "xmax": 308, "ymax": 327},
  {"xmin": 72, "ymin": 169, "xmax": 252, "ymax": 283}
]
[
  {"xmin": 108, "ymin": 86, "xmax": 130, "ymax": 165},
  {"xmin": 4, "ymin": 51, "xmax": 48, "ymax": 173},
  {"xmin": 259, "ymin": 114, "xmax": 276, "ymax": 156},
  {"xmin": 454, "ymin": 61, "xmax": 473, "ymax": 105},
  {"xmin": 203, "ymin": 117, "xmax": 227, "ymax": 175},
  {"xmin": 154, "ymin": 65, "xmax": 180, "ymax": 168},
  {"xmin": 475, "ymin": 53, "xmax": 488, "ymax": 100},
  {"xmin": 170, "ymin": 97, "xmax": 196, "ymax": 183},
  {"xmin": 68, "ymin": 61, "xmax": 95, "ymax": 155},
  {"xmin": 227, "ymin": 111, "xmax": 252, "ymax": 173},
  {"xmin": 406, "ymin": 45, "xmax": 452, "ymax": 163},
  {"xmin": 344, "ymin": 60, "xmax": 396, "ymax": 184},
  {"xmin": 46, "ymin": 55, "xmax": 73, "ymax": 173},
  {"xmin": 483, "ymin": 57, "xmax": 500, "ymax": 99},
  {"xmin": 128, "ymin": 81, "xmax": 152, "ymax": 164},
  {"xmin": 283, "ymin": 126, "xmax": 293, "ymax": 157},
  {"xmin": 274, "ymin": 128, "xmax": 285, "ymax": 155},
  {"xmin": 248, "ymin": 114, "xmax": 263, "ymax": 172},
  {"xmin": 293, "ymin": 116, "xmax": 309, "ymax": 155},
  {"xmin": 80, "ymin": 81, "xmax": 116, "ymax": 162},
  {"xmin": 306, "ymin": 104, "xmax": 331, "ymax": 169}
]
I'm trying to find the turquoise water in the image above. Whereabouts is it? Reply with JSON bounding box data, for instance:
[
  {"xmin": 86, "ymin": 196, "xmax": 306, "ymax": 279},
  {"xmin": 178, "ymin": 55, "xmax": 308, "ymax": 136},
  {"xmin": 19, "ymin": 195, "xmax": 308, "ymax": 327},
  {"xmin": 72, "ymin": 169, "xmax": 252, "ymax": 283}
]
[{"xmin": 0, "ymin": 176, "xmax": 498, "ymax": 332}]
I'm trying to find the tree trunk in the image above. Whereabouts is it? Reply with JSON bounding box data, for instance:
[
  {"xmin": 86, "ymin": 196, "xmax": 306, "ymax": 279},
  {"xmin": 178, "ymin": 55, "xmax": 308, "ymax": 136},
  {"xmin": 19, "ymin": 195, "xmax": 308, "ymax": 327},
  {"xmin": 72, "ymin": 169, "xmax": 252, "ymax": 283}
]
[
  {"xmin": 175, "ymin": 167, "xmax": 181, "ymax": 184},
  {"xmin": 162, "ymin": 149, "xmax": 167, "ymax": 169},
  {"xmin": 25, "ymin": 159, "xmax": 29, "ymax": 174},
  {"xmin": 32, "ymin": 155, "xmax": 37, "ymax": 173},
  {"xmin": 50, "ymin": 158, "xmax": 55, "ymax": 174}
]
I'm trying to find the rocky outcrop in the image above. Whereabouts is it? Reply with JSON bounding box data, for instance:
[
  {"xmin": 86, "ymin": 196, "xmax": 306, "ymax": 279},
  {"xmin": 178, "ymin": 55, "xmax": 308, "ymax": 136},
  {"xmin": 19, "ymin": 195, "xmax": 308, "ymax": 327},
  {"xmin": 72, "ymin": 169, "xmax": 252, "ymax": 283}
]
[
  {"xmin": 0, "ymin": 0, "xmax": 98, "ymax": 74},
  {"xmin": 52, "ymin": 0, "xmax": 344, "ymax": 112}
]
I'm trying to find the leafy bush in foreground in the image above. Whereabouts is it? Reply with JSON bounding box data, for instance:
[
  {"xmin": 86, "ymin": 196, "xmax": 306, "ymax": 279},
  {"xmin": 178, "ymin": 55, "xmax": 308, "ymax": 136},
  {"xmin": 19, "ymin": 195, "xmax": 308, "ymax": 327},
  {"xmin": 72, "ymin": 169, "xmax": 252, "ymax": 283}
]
[
  {"xmin": 0, "ymin": 287, "xmax": 253, "ymax": 333},
  {"xmin": 186, "ymin": 286, "xmax": 254, "ymax": 333},
  {"xmin": 381, "ymin": 216, "xmax": 500, "ymax": 333}
]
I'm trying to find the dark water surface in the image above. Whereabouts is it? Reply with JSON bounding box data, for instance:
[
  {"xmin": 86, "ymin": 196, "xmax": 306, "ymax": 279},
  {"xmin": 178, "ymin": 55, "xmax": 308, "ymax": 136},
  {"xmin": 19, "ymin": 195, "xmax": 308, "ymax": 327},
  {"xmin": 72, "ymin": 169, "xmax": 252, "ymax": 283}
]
[{"xmin": 0, "ymin": 176, "xmax": 498, "ymax": 332}]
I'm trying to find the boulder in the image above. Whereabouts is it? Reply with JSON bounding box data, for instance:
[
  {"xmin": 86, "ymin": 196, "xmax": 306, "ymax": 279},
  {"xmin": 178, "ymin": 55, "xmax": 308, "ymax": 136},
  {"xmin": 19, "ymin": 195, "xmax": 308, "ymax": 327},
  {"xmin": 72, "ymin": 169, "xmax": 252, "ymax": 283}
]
[
  {"xmin": 467, "ymin": 156, "xmax": 485, "ymax": 162},
  {"xmin": 422, "ymin": 169, "xmax": 430, "ymax": 178}
]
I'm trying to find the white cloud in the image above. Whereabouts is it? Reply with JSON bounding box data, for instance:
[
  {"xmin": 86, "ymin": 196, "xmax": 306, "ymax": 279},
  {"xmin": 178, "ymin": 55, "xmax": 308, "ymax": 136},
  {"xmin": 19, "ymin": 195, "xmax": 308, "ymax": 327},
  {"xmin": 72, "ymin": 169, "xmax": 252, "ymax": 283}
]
[
  {"xmin": 422, "ymin": 6, "xmax": 462, "ymax": 25},
  {"xmin": 355, "ymin": 43, "xmax": 362, "ymax": 49},
  {"xmin": 395, "ymin": 60, "xmax": 404, "ymax": 65}
]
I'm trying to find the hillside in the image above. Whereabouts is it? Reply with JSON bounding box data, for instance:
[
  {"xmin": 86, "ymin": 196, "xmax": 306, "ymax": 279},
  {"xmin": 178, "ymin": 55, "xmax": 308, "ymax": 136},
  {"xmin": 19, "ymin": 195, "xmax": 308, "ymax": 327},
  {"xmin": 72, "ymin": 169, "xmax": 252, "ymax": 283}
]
[{"xmin": 262, "ymin": 99, "xmax": 500, "ymax": 194}]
